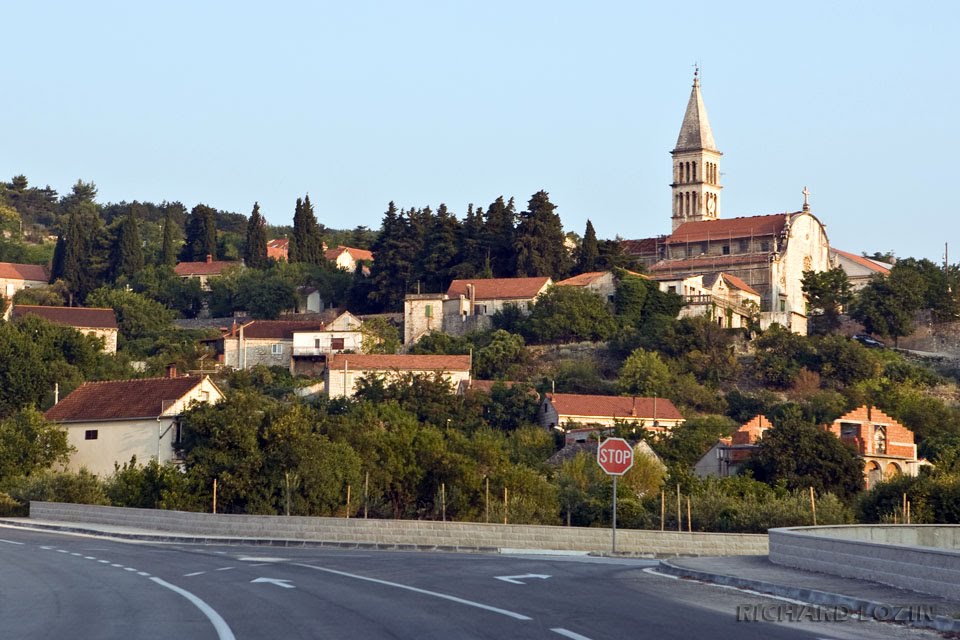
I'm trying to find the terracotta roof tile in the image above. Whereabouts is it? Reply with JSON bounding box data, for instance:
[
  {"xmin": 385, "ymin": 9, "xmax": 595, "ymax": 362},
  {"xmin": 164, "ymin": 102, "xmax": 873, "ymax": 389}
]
[
  {"xmin": 720, "ymin": 273, "xmax": 761, "ymax": 297},
  {"xmin": 327, "ymin": 354, "xmax": 471, "ymax": 372},
  {"xmin": 0, "ymin": 262, "xmax": 49, "ymax": 282},
  {"xmin": 547, "ymin": 393, "xmax": 683, "ymax": 421},
  {"xmin": 446, "ymin": 277, "xmax": 551, "ymax": 300},
  {"xmin": 45, "ymin": 376, "xmax": 211, "ymax": 422},
  {"xmin": 324, "ymin": 246, "xmax": 374, "ymax": 262},
  {"xmin": 648, "ymin": 253, "xmax": 763, "ymax": 273},
  {"xmin": 12, "ymin": 305, "xmax": 118, "ymax": 329},
  {"xmin": 831, "ymin": 248, "xmax": 891, "ymax": 275},
  {"xmin": 233, "ymin": 320, "xmax": 327, "ymax": 340},
  {"xmin": 267, "ymin": 238, "xmax": 289, "ymax": 260},
  {"xmin": 666, "ymin": 213, "xmax": 792, "ymax": 245},
  {"xmin": 621, "ymin": 237, "xmax": 665, "ymax": 256},
  {"xmin": 556, "ymin": 272, "xmax": 607, "ymax": 286},
  {"xmin": 174, "ymin": 260, "xmax": 240, "ymax": 277}
]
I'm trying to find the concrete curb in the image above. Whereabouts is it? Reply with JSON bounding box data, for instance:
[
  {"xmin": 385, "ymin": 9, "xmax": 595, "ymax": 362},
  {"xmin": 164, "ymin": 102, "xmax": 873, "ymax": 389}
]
[
  {"xmin": 657, "ymin": 559, "xmax": 960, "ymax": 633},
  {"xmin": 0, "ymin": 519, "xmax": 499, "ymax": 554}
]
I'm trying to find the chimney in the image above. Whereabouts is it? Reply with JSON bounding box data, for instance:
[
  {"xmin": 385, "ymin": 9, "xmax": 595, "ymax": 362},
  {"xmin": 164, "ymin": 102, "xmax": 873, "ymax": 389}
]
[
  {"xmin": 166, "ymin": 364, "xmax": 177, "ymax": 379},
  {"xmin": 206, "ymin": 254, "xmax": 213, "ymax": 263},
  {"xmin": 631, "ymin": 396, "xmax": 637, "ymax": 417}
]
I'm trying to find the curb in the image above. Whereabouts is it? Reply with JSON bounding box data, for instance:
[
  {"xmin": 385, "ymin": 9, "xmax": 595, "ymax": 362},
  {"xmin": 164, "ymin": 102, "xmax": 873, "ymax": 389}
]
[
  {"xmin": 0, "ymin": 519, "xmax": 499, "ymax": 554},
  {"xmin": 656, "ymin": 559, "xmax": 960, "ymax": 633}
]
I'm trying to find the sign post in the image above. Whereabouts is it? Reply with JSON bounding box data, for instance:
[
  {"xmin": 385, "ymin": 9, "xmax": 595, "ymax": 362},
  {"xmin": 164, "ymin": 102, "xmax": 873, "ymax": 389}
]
[{"xmin": 597, "ymin": 437, "xmax": 634, "ymax": 554}]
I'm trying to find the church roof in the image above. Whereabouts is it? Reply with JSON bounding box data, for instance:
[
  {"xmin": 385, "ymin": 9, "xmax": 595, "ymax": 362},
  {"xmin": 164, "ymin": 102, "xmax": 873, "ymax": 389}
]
[
  {"xmin": 674, "ymin": 75, "xmax": 718, "ymax": 153},
  {"xmin": 666, "ymin": 213, "xmax": 792, "ymax": 245},
  {"xmin": 648, "ymin": 254, "xmax": 762, "ymax": 274}
]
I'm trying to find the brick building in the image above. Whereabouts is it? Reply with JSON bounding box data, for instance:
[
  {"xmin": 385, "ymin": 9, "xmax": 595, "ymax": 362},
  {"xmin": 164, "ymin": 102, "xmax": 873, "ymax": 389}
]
[{"xmin": 825, "ymin": 406, "xmax": 923, "ymax": 488}]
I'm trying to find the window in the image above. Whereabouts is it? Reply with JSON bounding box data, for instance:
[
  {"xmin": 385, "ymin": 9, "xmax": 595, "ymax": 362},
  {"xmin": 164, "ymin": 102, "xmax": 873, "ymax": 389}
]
[
  {"xmin": 760, "ymin": 241, "xmax": 770, "ymax": 252},
  {"xmin": 425, "ymin": 304, "xmax": 433, "ymax": 318},
  {"xmin": 739, "ymin": 239, "xmax": 750, "ymax": 252},
  {"xmin": 840, "ymin": 423, "xmax": 857, "ymax": 438},
  {"xmin": 314, "ymin": 338, "xmax": 321, "ymax": 349},
  {"xmin": 331, "ymin": 337, "xmax": 345, "ymax": 350},
  {"xmin": 475, "ymin": 304, "xmax": 488, "ymax": 315},
  {"xmin": 779, "ymin": 300, "xmax": 786, "ymax": 312},
  {"xmin": 722, "ymin": 245, "xmax": 730, "ymax": 255},
  {"xmin": 667, "ymin": 286, "xmax": 676, "ymax": 294},
  {"xmin": 271, "ymin": 343, "xmax": 283, "ymax": 355},
  {"xmin": 85, "ymin": 430, "xmax": 98, "ymax": 440}
]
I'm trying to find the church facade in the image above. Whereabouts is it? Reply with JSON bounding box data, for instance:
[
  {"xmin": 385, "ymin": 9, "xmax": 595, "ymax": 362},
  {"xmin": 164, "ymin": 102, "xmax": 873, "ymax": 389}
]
[{"xmin": 633, "ymin": 73, "xmax": 833, "ymax": 334}]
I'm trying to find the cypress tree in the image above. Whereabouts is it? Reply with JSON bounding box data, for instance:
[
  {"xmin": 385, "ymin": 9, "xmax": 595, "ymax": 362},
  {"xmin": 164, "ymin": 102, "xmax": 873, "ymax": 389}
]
[
  {"xmin": 290, "ymin": 194, "xmax": 324, "ymax": 264},
  {"xmin": 57, "ymin": 201, "xmax": 104, "ymax": 303},
  {"xmin": 418, "ymin": 203, "xmax": 460, "ymax": 292},
  {"xmin": 110, "ymin": 205, "xmax": 144, "ymax": 280},
  {"xmin": 577, "ymin": 219, "xmax": 599, "ymax": 273},
  {"xmin": 181, "ymin": 204, "xmax": 218, "ymax": 261},
  {"xmin": 160, "ymin": 206, "xmax": 179, "ymax": 267},
  {"xmin": 368, "ymin": 201, "xmax": 417, "ymax": 310},
  {"xmin": 483, "ymin": 196, "xmax": 516, "ymax": 277},
  {"xmin": 243, "ymin": 202, "xmax": 269, "ymax": 269}
]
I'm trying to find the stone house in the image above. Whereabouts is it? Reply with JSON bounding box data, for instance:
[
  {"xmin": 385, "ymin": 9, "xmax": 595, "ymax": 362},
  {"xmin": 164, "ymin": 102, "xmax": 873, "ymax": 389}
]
[
  {"xmin": 555, "ymin": 270, "xmax": 648, "ymax": 305},
  {"xmin": 830, "ymin": 248, "xmax": 891, "ymax": 291},
  {"xmin": 212, "ymin": 319, "xmax": 327, "ymax": 370},
  {"xmin": 174, "ymin": 254, "xmax": 242, "ymax": 290},
  {"xmin": 652, "ymin": 271, "xmax": 761, "ymax": 329},
  {"xmin": 825, "ymin": 406, "xmax": 923, "ymax": 488},
  {"xmin": 324, "ymin": 354, "xmax": 471, "ymax": 399},
  {"xmin": 694, "ymin": 414, "xmax": 771, "ymax": 478},
  {"xmin": 539, "ymin": 393, "xmax": 685, "ymax": 435},
  {"xmin": 0, "ymin": 261, "xmax": 48, "ymax": 298},
  {"xmin": 44, "ymin": 370, "xmax": 223, "ymax": 476},
  {"xmin": 404, "ymin": 276, "xmax": 552, "ymax": 344},
  {"xmin": 11, "ymin": 305, "xmax": 119, "ymax": 353},
  {"xmin": 324, "ymin": 245, "xmax": 374, "ymax": 272}
]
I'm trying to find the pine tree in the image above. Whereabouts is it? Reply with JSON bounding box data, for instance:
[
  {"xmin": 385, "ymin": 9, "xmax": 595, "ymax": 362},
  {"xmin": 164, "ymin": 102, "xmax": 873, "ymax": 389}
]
[
  {"xmin": 243, "ymin": 202, "xmax": 269, "ymax": 269},
  {"xmin": 181, "ymin": 204, "xmax": 218, "ymax": 261},
  {"xmin": 160, "ymin": 205, "xmax": 180, "ymax": 267},
  {"xmin": 110, "ymin": 205, "xmax": 144, "ymax": 281},
  {"xmin": 452, "ymin": 203, "xmax": 486, "ymax": 279},
  {"xmin": 576, "ymin": 219, "xmax": 599, "ymax": 273},
  {"xmin": 418, "ymin": 203, "xmax": 460, "ymax": 292},
  {"xmin": 368, "ymin": 201, "xmax": 418, "ymax": 310},
  {"xmin": 514, "ymin": 190, "xmax": 571, "ymax": 278},
  {"xmin": 56, "ymin": 200, "xmax": 104, "ymax": 303}
]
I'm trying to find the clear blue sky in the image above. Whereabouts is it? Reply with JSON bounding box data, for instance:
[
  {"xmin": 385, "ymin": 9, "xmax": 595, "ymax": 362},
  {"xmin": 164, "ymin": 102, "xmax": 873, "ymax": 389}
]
[{"xmin": 4, "ymin": 1, "xmax": 957, "ymax": 263}]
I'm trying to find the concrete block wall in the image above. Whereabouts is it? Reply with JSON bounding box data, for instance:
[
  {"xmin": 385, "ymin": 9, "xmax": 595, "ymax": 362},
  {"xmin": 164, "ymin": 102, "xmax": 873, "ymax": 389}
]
[
  {"xmin": 30, "ymin": 502, "xmax": 767, "ymax": 556},
  {"xmin": 770, "ymin": 525, "xmax": 960, "ymax": 600}
]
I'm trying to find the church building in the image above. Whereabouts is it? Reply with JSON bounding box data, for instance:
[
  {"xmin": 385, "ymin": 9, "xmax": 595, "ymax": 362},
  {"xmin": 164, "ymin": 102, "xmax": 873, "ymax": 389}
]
[{"xmin": 631, "ymin": 72, "xmax": 833, "ymax": 334}]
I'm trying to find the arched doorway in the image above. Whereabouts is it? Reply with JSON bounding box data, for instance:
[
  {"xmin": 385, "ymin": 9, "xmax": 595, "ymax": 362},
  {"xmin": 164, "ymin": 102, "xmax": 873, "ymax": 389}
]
[
  {"xmin": 866, "ymin": 461, "xmax": 882, "ymax": 489},
  {"xmin": 884, "ymin": 462, "xmax": 902, "ymax": 479}
]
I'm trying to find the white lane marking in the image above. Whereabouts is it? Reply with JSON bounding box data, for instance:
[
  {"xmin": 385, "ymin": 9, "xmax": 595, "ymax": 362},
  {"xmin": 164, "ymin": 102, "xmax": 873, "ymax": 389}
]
[
  {"xmin": 149, "ymin": 577, "xmax": 236, "ymax": 640},
  {"xmin": 40, "ymin": 545, "xmax": 53, "ymax": 550},
  {"xmin": 56, "ymin": 549, "xmax": 68, "ymax": 553},
  {"xmin": 251, "ymin": 577, "xmax": 295, "ymax": 589},
  {"xmin": 124, "ymin": 567, "xmax": 137, "ymax": 572},
  {"xmin": 184, "ymin": 571, "xmax": 206, "ymax": 577},
  {"xmin": 98, "ymin": 560, "xmax": 110, "ymax": 564},
  {"xmin": 551, "ymin": 629, "xmax": 594, "ymax": 640},
  {"xmin": 248, "ymin": 563, "xmax": 270, "ymax": 567},
  {"xmin": 0, "ymin": 538, "xmax": 24, "ymax": 545},
  {"xmin": 137, "ymin": 572, "xmax": 151, "ymax": 577},
  {"xmin": 642, "ymin": 567, "xmax": 679, "ymax": 580},
  {"xmin": 111, "ymin": 563, "xmax": 124, "ymax": 568},
  {"xmin": 215, "ymin": 566, "xmax": 234, "ymax": 571},
  {"xmin": 84, "ymin": 556, "xmax": 96, "ymax": 560},
  {"xmin": 294, "ymin": 563, "xmax": 532, "ymax": 621},
  {"xmin": 71, "ymin": 552, "xmax": 82, "ymax": 556},
  {"xmin": 237, "ymin": 557, "xmax": 286, "ymax": 563},
  {"xmin": 495, "ymin": 574, "xmax": 551, "ymax": 585}
]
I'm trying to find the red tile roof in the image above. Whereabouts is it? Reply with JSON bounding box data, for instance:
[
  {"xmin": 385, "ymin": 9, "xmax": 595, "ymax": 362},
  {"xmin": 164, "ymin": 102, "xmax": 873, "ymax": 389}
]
[
  {"xmin": 174, "ymin": 259, "xmax": 240, "ymax": 277},
  {"xmin": 648, "ymin": 253, "xmax": 763, "ymax": 273},
  {"xmin": 831, "ymin": 248, "xmax": 891, "ymax": 275},
  {"xmin": 327, "ymin": 354, "xmax": 471, "ymax": 372},
  {"xmin": 45, "ymin": 376, "xmax": 212, "ymax": 422},
  {"xmin": 621, "ymin": 237, "xmax": 664, "ymax": 256},
  {"xmin": 324, "ymin": 246, "xmax": 374, "ymax": 263},
  {"xmin": 230, "ymin": 320, "xmax": 327, "ymax": 340},
  {"xmin": 267, "ymin": 238, "xmax": 289, "ymax": 261},
  {"xmin": 12, "ymin": 305, "xmax": 118, "ymax": 329},
  {"xmin": 0, "ymin": 262, "xmax": 49, "ymax": 282},
  {"xmin": 556, "ymin": 272, "xmax": 608, "ymax": 287},
  {"xmin": 446, "ymin": 277, "xmax": 551, "ymax": 300},
  {"xmin": 666, "ymin": 213, "xmax": 792, "ymax": 245},
  {"xmin": 720, "ymin": 273, "xmax": 761, "ymax": 297},
  {"xmin": 546, "ymin": 393, "xmax": 683, "ymax": 421}
]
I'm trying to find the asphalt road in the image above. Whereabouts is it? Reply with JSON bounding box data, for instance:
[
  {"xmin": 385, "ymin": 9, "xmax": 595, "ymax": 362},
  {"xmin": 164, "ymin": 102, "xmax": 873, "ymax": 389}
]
[{"xmin": 0, "ymin": 526, "xmax": 938, "ymax": 640}]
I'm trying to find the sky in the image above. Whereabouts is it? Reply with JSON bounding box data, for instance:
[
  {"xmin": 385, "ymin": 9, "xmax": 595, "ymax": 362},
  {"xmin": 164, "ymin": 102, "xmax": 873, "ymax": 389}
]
[{"xmin": 3, "ymin": 1, "xmax": 958, "ymax": 263}]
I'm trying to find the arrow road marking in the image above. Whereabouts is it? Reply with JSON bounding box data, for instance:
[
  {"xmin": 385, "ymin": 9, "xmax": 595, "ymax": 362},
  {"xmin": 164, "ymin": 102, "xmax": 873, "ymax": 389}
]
[
  {"xmin": 251, "ymin": 577, "xmax": 295, "ymax": 589},
  {"xmin": 495, "ymin": 574, "xmax": 552, "ymax": 585}
]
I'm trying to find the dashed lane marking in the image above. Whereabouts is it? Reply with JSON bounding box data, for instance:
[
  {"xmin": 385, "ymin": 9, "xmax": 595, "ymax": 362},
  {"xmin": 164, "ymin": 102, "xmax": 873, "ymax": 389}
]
[
  {"xmin": 551, "ymin": 629, "xmax": 594, "ymax": 640},
  {"xmin": 0, "ymin": 538, "xmax": 24, "ymax": 545},
  {"xmin": 184, "ymin": 571, "xmax": 207, "ymax": 577}
]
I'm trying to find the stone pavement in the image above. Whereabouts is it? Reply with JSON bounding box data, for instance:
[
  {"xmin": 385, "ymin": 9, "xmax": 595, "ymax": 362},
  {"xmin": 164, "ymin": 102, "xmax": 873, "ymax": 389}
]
[{"xmin": 659, "ymin": 555, "xmax": 960, "ymax": 633}]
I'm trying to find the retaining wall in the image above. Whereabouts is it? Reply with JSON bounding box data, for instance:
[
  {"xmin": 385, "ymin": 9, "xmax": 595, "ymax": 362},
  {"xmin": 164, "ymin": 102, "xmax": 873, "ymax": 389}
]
[
  {"xmin": 30, "ymin": 501, "xmax": 767, "ymax": 556},
  {"xmin": 770, "ymin": 525, "xmax": 960, "ymax": 600}
]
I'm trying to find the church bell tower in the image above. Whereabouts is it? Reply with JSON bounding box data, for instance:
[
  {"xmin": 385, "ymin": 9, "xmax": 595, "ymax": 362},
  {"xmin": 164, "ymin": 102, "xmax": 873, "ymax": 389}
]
[{"xmin": 671, "ymin": 69, "xmax": 722, "ymax": 231}]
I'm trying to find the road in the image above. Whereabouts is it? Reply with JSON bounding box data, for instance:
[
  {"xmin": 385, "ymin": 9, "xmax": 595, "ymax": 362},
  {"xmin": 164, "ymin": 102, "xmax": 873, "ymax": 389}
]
[{"xmin": 0, "ymin": 526, "xmax": 937, "ymax": 640}]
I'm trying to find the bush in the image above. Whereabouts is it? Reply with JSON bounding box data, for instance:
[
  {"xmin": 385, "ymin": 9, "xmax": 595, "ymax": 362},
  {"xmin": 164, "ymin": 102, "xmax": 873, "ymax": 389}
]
[{"xmin": 3, "ymin": 470, "xmax": 109, "ymax": 506}]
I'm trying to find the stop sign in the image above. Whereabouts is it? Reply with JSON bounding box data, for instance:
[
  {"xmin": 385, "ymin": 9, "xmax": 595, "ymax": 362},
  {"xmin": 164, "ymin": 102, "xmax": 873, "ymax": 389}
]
[{"xmin": 597, "ymin": 437, "xmax": 634, "ymax": 476}]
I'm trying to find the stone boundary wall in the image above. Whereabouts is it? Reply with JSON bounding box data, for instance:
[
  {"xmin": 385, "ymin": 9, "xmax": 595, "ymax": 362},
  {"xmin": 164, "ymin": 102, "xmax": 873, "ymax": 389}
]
[
  {"xmin": 30, "ymin": 502, "xmax": 767, "ymax": 556},
  {"xmin": 770, "ymin": 525, "xmax": 960, "ymax": 600}
]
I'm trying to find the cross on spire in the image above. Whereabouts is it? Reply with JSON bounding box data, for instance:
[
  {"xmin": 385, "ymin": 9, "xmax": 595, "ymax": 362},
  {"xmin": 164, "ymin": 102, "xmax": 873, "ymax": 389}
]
[{"xmin": 802, "ymin": 186, "xmax": 811, "ymax": 211}]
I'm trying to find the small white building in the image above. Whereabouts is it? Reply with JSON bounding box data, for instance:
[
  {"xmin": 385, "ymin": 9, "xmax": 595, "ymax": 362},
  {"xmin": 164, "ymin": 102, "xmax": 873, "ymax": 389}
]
[
  {"xmin": 652, "ymin": 271, "xmax": 761, "ymax": 329},
  {"xmin": 830, "ymin": 248, "xmax": 891, "ymax": 291},
  {"xmin": 540, "ymin": 393, "xmax": 685, "ymax": 435},
  {"xmin": 0, "ymin": 262, "xmax": 48, "ymax": 298},
  {"xmin": 292, "ymin": 311, "xmax": 364, "ymax": 357},
  {"xmin": 325, "ymin": 353, "xmax": 471, "ymax": 399},
  {"xmin": 11, "ymin": 305, "xmax": 119, "ymax": 354},
  {"xmin": 324, "ymin": 246, "xmax": 374, "ymax": 273},
  {"xmin": 45, "ymin": 371, "xmax": 224, "ymax": 476},
  {"xmin": 555, "ymin": 270, "xmax": 647, "ymax": 305}
]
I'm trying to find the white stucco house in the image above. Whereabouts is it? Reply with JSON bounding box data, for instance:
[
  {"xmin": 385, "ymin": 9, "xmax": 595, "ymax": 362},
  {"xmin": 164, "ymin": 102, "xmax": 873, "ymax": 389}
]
[
  {"xmin": 45, "ymin": 371, "xmax": 224, "ymax": 476},
  {"xmin": 324, "ymin": 354, "xmax": 471, "ymax": 399}
]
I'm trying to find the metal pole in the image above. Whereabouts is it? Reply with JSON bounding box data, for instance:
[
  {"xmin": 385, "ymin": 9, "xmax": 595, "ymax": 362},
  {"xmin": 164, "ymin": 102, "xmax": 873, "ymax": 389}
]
[
  {"xmin": 485, "ymin": 476, "xmax": 490, "ymax": 524},
  {"xmin": 612, "ymin": 475, "xmax": 618, "ymax": 554},
  {"xmin": 676, "ymin": 484, "xmax": 681, "ymax": 533},
  {"xmin": 503, "ymin": 487, "xmax": 508, "ymax": 525},
  {"xmin": 346, "ymin": 485, "xmax": 351, "ymax": 518},
  {"xmin": 687, "ymin": 497, "xmax": 692, "ymax": 533},
  {"xmin": 809, "ymin": 487, "xmax": 817, "ymax": 526},
  {"xmin": 660, "ymin": 491, "xmax": 665, "ymax": 531},
  {"xmin": 364, "ymin": 471, "xmax": 369, "ymax": 519},
  {"xmin": 212, "ymin": 478, "xmax": 217, "ymax": 514},
  {"xmin": 441, "ymin": 483, "xmax": 446, "ymax": 522}
]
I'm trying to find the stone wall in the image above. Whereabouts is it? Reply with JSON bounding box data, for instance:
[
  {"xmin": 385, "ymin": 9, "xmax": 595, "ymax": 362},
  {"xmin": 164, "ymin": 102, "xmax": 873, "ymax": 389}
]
[
  {"xmin": 29, "ymin": 502, "xmax": 767, "ymax": 556},
  {"xmin": 770, "ymin": 525, "xmax": 960, "ymax": 600}
]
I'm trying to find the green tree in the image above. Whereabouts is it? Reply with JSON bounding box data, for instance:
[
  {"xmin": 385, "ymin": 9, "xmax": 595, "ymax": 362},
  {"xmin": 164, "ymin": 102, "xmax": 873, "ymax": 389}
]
[
  {"xmin": 86, "ymin": 287, "xmax": 177, "ymax": 356},
  {"xmin": 368, "ymin": 202, "xmax": 418, "ymax": 310},
  {"xmin": 473, "ymin": 330, "xmax": 529, "ymax": 380},
  {"xmin": 109, "ymin": 205, "xmax": 144, "ymax": 281},
  {"xmin": 618, "ymin": 349, "xmax": 672, "ymax": 396},
  {"xmin": 159, "ymin": 203, "xmax": 183, "ymax": 267},
  {"xmin": 744, "ymin": 407, "xmax": 864, "ymax": 499},
  {"xmin": 181, "ymin": 204, "xmax": 218, "ymax": 262},
  {"xmin": 52, "ymin": 199, "xmax": 105, "ymax": 303},
  {"xmin": 523, "ymin": 286, "xmax": 616, "ymax": 343},
  {"xmin": 289, "ymin": 195, "xmax": 325, "ymax": 264},
  {"xmin": 576, "ymin": 219, "xmax": 599, "ymax": 273},
  {"xmin": 360, "ymin": 316, "xmax": 401, "ymax": 354},
  {"xmin": 483, "ymin": 196, "xmax": 517, "ymax": 278},
  {"xmin": 235, "ymin": 268, "xmax": 299, "ymax": 319},
  {"xmin": 802, "ymin": 267, "xmax": 852, "ymax": 334},
  {"xmin": 851, "ymin": 265, "xmax": 924, "ymax": 345},
  {"xmin": 514, "ymin": 190, "xmax": 571, "ymax": 278},
  {"xmin": 0, "ymin": 407, "xmax": 72, "ymax": 482},
  {"xmin": 243, "ymin": 202, "xmax": 269, "ymax": 269}
]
